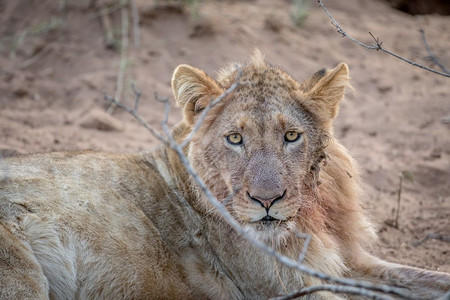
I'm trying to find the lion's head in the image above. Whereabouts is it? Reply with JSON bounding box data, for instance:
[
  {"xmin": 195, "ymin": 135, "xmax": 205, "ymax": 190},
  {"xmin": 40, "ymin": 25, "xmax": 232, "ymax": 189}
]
[{"xmin": 171, "ymin": 52, "xmax": 371, "ymax": 247}]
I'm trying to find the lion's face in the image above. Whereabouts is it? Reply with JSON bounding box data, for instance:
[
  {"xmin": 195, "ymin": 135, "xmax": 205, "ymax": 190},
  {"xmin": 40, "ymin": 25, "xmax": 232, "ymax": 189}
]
[
  {"xmin": 188, "ymin": 90, "xmax": 324, "ymax": 241},
  {"xmin": 172, "ymin": 52, "xmax": 349, "ymax": 242}
]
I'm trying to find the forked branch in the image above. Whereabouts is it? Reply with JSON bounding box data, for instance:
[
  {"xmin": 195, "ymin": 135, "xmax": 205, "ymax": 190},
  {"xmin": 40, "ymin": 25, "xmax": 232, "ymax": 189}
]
[
  {"xmin": 419, "ymin": 29, "xmax": 450, "ymax": 74},
  {"xmin": 104, "ymin": 85, "xmax": 168, "ymax": 146},
  {"xmin": 317, "ymin": 0, "xmax": 450, "ymax": 78}
]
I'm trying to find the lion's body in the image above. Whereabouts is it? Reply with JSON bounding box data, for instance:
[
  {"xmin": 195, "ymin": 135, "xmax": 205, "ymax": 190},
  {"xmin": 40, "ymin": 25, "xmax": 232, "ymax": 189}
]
[
  {"xmin": 0, "ymin": 149, "xmax": 340, "ymax": 299},
  {"xmin": 1, "ymin": 151, "xmax": 187, "ymax": 299},
  {"xmin": 1, "ymin": 52, "xmax": 449, "ymax": 299}
]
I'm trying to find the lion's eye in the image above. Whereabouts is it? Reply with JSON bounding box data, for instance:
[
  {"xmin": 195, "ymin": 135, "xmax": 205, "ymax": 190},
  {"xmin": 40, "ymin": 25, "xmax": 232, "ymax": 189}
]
[
  {"xmin": 226, "ymin": 133, "xmax": 243, "ymax": 145},
  {"xmin": 284, "ymin": 131, "xmax": 301, "ymax": 143}
]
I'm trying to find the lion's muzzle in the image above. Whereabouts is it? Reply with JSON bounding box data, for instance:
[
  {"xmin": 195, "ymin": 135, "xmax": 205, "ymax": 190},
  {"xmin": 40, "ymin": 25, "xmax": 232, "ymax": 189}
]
[
  {"xmin": 247, "ymin": 190, "xmax": 287, "ymax": 221},
  {"xmin": 244, "ymin": 150, "xmax": 287, "ymax": 221}
]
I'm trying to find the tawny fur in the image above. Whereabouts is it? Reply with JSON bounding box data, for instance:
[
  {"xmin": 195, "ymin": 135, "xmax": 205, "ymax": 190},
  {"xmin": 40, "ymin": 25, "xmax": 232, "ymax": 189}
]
[{"xmin": 0, "ymin": 53, "xmax": 449, "ymax": 299}]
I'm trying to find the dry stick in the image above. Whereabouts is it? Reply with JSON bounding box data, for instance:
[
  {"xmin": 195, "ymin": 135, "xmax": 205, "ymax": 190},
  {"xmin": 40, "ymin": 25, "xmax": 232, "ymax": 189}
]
[
  {"xmin": 132, "ymin": 84, "xmax": 142, "ymax": 112},
  {"xmin": 220, "ymin": 183, "xmax": 243, "ymax": 207},
  {"xmin": 154, "ymin": 92, "xmax": 171, "ymax": 129},
  {"xmin": 108, "ymin": 3, "xmax": 129, "ymax": 114},
  {"xmin": 59, "ymin": 0, "xmax": 66, "ymax": 11},
  {"xmin": 419, "ymin": 29, "xmax": 450, "ymax": 74},
  {"xmin": 294, "ymin": 232, "xmax": 311, "ymax": 264},
  {"xmin": 104, "ymin": 91, "xmax": 168, "ymax": 146},
  {"xmin": 393, "ymin": 174, "xmax": 403, "ymax": 229},
  {"xmin": 317, "ymin": 0, "xmax": 450, "ymax": 78},
  {"xmin": 100, "ymin": 12, "xmax": 116, "ymax": 49},
  {"xmin": 0, "ymin": 152, "xmax": 11, "ymax": 181},
  {"xmin": 413, "ymin": 234, "xmax": 450, "ymax": 247},
  {"xmin": 21, "ymin": 44, "xmax": 53, "ymax": 69},
  {"xmin": 130, "ymin": 0, "xmax": 140, "ymax": 47},
  {"xmin": 105, "ymin": 78, "xmax": 415, "ymax": 299},
  {"xmin": 91, "ymin": 1, "xmax": 125, "ymax": 18}
]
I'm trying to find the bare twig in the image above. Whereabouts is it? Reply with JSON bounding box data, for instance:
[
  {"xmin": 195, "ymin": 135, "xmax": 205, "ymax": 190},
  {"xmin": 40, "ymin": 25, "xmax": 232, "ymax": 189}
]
[
  {"xmin": 91, "ymin": 1, "xmax": 126, "ymax": 18},
  {"xmin": 130, "ymin": 0, "xmax": 140, "ymax": 47},
  {"xmin": 294, "ymin": 232, "xmax": 311, "ymax": 264},
  {"xmin": 413, "ymin": 233, "xmax": 450, "ymax": 247},
  {"xmin": 20, "ymin": 44, "xmax": 53, "ymax": 69},
  {"xmin": 386, "ymin": 171, "xmax": 413, "ymax": 229},
  {"xmin": 108, "ymin": 2, "xmax": 129, "ymax": 114},
  {"xmin": 272, "ymin": 284, "xmax": 393, "ymax": 300},
  {"xmin": 0, "ymin": 152, "xmax": 11, "ymax": 181},
  {"xmin": 154, "ymin": 92, "xmax": 171, "ymax": 130},
  {"xmin": 59, "ymin": 0, "xmax": 67, "ymax": 12},
  {"xmin": 100, "ymin": 13, "xmax": 116, "ymax": 49},
  {"xmin": 317, "ymin": 0, "xmax": 450, "ymax": 78},
  {"xmin": 393, "ymin": 174, "xmax": 403, "ymax": 229},
  {"xmin": 104, "ymin": 91, "xmax": 168, "ymax": 146},
  {"xmin": 419, "ymin": 29, "xmax": 450, "ymax": 74},
  {"xmin": 131, "ymin": 84, "xmax": 142, "ymax": 112}
]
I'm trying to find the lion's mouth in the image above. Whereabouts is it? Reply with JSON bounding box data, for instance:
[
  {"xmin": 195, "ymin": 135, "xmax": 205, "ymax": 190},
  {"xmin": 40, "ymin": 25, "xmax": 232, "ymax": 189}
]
[
  {"xmin": 249, "ymin": 216, "xmax": 289, "ymax": 235},
  {"xmin": 260, "ymin": 215, "xmax": 278, "ymax": 222}
]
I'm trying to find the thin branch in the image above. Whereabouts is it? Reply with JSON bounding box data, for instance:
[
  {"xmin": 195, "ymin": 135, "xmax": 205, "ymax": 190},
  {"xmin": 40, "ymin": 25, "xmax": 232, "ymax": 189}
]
[
  {"xmin": 90, "ymin": 1, "xmax": 126, "ymax": 19},
  {"xmin": 393, "ymin": 174, "xmax": 403, "ymax": 229},
  {"xmin": 413, "ymin": 233, "xmax": 450, "ymax": 247},
  {"xmin": 100, "ymin": 12, "xmax": 116, "ymax": 49},
  {"xmin": 221, "ymin": 185, "xmax": 242, "ymax": 207},
  {"xmin": 131, "ymin": 84, "xmax": 142, "ymax": 112},
  {"xmin": 20, "ymin": 43, "xmax": 53, "ymax": 69},
  {"xmin": 104, "ymin": 92, "xmax": 168, "ymax": 146},
  {"xmin": 130, "ymin": 0, "xmax": 140, "ymax": 47},
  {"xmin": 108, "ymin": 2, "xmax": 129, "ymax": 114},
  {"xmin": 155, "ymin": 93, "xmax": 172, "ymax": 136},
  {"xmin": 419, "ymin": 29, "xmax": 450, "ymax": 74},
  {"xmin": 272, "ymin": 284, "xmax": 393, "ymax": 300},
  {"xmin": 317, "ymin": 0, "xmax": 450, "ymax": 78},
  {"xmin": 0, "ymin": 152, "xmax": 11, "ymax": 181},
  {"xmin": 294, "ymin": 232, "xmax": 311, "ymax": 263}
]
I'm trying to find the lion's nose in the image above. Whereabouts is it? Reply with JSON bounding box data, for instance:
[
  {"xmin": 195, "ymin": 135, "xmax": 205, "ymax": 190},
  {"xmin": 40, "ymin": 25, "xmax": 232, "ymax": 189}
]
[
  {"xmin": 247, "ymin": 190, "xmax": 286, "ymax": 210},
  {"xmin": 245, "ymin": 149, "xmax": 285, "ymax": 209}
]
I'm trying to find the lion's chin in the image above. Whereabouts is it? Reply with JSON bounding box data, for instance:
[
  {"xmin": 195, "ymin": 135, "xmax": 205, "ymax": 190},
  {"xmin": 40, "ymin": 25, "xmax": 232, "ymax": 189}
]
[{"xmin": 242, "ymin": 219, "xmax": 295, "ymax": 245}]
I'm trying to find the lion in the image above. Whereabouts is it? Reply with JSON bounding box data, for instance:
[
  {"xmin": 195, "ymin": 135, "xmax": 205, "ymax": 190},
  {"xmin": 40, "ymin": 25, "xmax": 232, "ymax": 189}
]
[{"xmin": 0, "ymin": 51, "xmax": 449, "ymax": 299}]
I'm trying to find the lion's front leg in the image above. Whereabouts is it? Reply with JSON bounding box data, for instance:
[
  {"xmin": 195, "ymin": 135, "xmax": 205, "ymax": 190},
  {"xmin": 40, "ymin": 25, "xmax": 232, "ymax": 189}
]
[
  {"xmin": 349, "ymin": 251, "xmax": 450, "ymax": 299},
  {"xmin": 0, "ymin": 222, "xmax": 49, "ymax": 300}
]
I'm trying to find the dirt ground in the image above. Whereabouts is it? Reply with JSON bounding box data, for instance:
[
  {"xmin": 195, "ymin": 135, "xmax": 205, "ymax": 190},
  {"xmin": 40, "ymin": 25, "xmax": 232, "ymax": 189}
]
[{"xmin": 1, "ymin": 0, "xmax": 449, "ymax": 273}]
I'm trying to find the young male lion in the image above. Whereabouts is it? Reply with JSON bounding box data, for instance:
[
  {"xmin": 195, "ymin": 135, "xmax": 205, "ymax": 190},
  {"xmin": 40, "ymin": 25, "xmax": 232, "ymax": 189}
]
[{"xmin": 0, "ymin": 52, "xmax": 449, "ymax": 299}]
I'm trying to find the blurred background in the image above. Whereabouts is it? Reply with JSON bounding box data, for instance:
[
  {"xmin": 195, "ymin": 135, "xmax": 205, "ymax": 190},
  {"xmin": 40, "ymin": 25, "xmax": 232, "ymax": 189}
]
[{"xmin": 0, "ymin": 0, "xmax": 449, "ymax": 272}]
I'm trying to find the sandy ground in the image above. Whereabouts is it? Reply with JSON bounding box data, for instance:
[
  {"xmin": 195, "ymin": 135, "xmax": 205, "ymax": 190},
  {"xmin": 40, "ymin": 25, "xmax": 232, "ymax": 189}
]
[{"xmin": 1, "ymin": 0, "xmax": 449, "ymax": 273}]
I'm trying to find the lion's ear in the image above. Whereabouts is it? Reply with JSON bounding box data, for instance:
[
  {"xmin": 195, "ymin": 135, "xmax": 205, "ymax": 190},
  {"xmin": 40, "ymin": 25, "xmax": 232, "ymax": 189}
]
[
  {"xmin": 301, "ymin": 63, "xmax": 350, "ymax": 122},
  {"xmin": 172, "ymin": 64, "xmax": 223, "ymax": 125}
]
